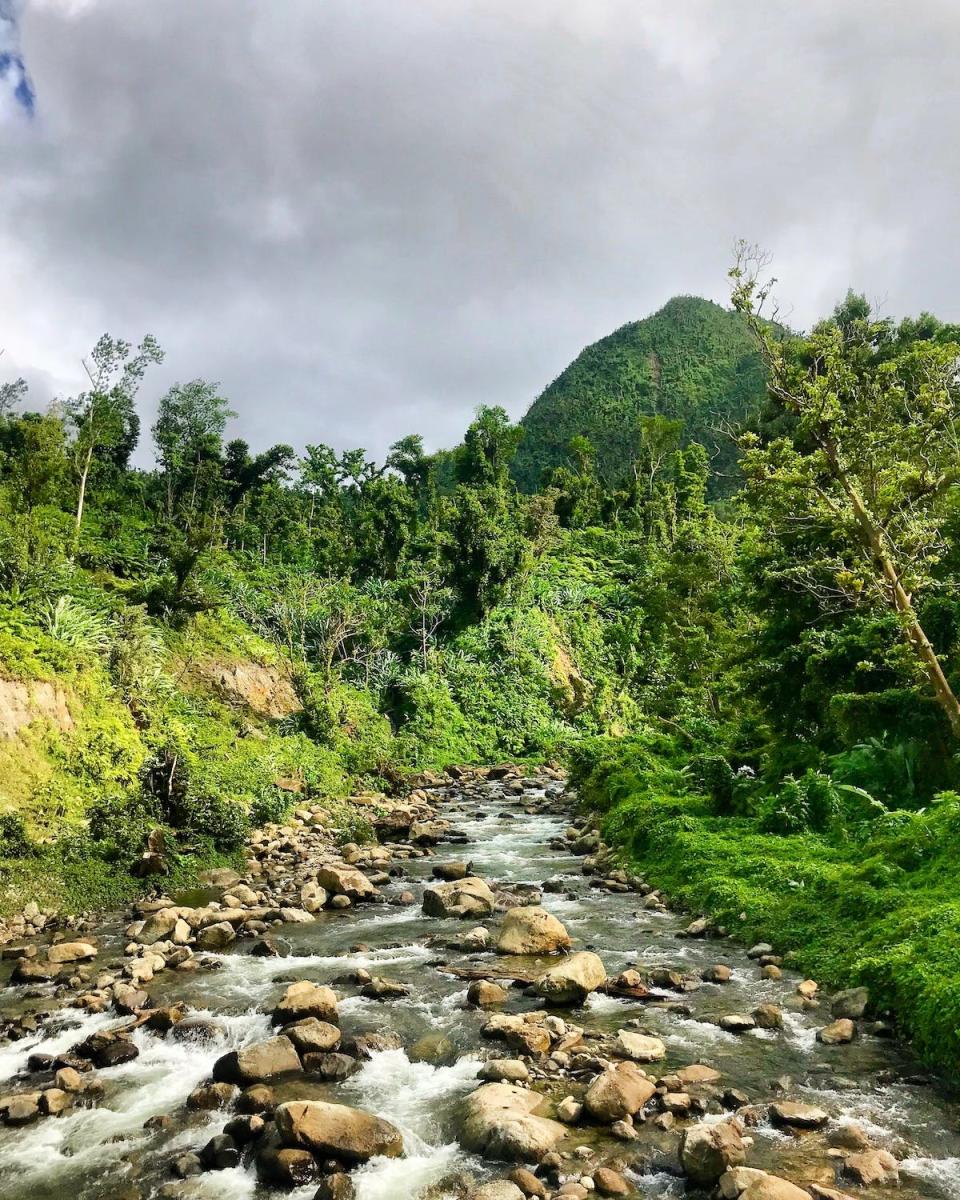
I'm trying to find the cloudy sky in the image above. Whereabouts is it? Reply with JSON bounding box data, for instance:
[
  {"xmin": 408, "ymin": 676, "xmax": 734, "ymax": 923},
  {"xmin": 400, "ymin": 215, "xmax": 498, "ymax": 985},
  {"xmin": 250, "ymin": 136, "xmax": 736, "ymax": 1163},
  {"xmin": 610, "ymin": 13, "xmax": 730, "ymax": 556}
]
[{"xmin": 2, "ymin": 0, "xmax": 959, "ymax": 463}]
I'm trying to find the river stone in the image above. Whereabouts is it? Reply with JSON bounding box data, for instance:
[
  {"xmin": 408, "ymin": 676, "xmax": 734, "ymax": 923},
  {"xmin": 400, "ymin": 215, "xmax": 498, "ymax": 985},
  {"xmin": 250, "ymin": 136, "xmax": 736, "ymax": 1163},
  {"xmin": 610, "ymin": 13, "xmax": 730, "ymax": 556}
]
[
  {"xmin": 46, "ymin": 941, "xmax": 97, "ymax": 963},
  {"xmin": 302, "ymin": 1051, "xmax": 359, "ymax": 1080},
  {"xmin": 614, "ymin": 1030, "xmax": 666, "ymax": 1062},
  {"xmin": 505, "ymin": 1024, "xmax": 551, "ymax": 1057},
  {"xmin": 433, "ymin": 861, "xmax": 470, "ymax": 880},
  {"xmin": 213, "ymin": 1034, "xmax": 301, "ymax": 1085},
  {"xmin": 12, "ymin": 958, "xmax": 63, "ymax": 982},
  {"xmin": 283, "ymin": 1018, "xmax": 341, "ymax": 1054},
  {"xmin": 831, "ymin": 987, "xmax": 869, "ymax": 1019},
  {"xmin": 534, "ymin": 951, "xmax": 606, "ymax": 1003},
  {"xmin": 187, "ymin": 1081, "xmax": 238, "ymax": 1110},
  {"xmin": 841, "ymin": 1149, "xmax": 899, "ymax": 1186},
  {"xmin": 719, "ymin": 1013, "xmax": 757, "ymax": 1033},
  {"xmin": 469, "ymin": 1184, "xmax": 525, "ymax": 1200},
  {"xmin": 422, "ymin": 876, "xmax": 496, "ymax": 918},
  {"xmin": 752, "ymin": 1004, "xmax": 784, "ymax": 1030},
  {"xmin": 196, "ymin": 921, "xmax": 236, "ymax": 951},
  {"xmin": 509, "ymin": 1166, "xmax": 548, "ymax": 1198},
  {"xmin": 817, "ymin": 1018, "xmax": 855, "ymax": 1045},
  {"xmin": 479, "ymin": 1059, "xmax": 530, "ymax": 1083},
  {"xmin": 272, "ymin": 981, "xmax": 339, "ymax": 1024},
  {"xmin": 467, "ymin": 980, "xmax": 508, "ymax": 1008},
  {"xmin": 704, "ymin": 964, "xmax": 733, "ymax": 983},
  {"xmin": 592, "ymin": 1167, "xmax": 631, "ymax": 1196},
  {"xmin": 315, "ymin": 865, "xmax": 377, "ymax": 900},
  {"xmin": 275, "ymin": 1099, "xmax": 403, "ymax": 1162},
  {"xmin": 460, "ymin": 1082, "xmax": 566, "ymax": 1163},
  {"xmin": 770, "ymin": 1101, "xmax": 829, "ymax": 1129},
  {"xmin": 314, "ymin": 1173, "xmax": 356, "ymax": 1200},
  {"xmin": 740, "ymin": 1177, "xmax": 813, "ymax": 1200},
  {"xmin": 138, "ymin": 910, "xmax": 180, "ymax": 945},
  {"xmin": 676, "ymin": 1063, "xmax": 722, "ymax": 1085},
  {"xmin": 747, "ymin": 944, "xmax": 773, "ymax": 959},
  {"xmin": 496, "ymin": 907, "xmax": 571, "ymax": 955},
  {"xmin": 584, "ymin": 1062, "xmax": 656, "ymax": 1121},
  {"xmin": 680, "ymin": 1120, "xmax": 747, "ymax": 1184}
]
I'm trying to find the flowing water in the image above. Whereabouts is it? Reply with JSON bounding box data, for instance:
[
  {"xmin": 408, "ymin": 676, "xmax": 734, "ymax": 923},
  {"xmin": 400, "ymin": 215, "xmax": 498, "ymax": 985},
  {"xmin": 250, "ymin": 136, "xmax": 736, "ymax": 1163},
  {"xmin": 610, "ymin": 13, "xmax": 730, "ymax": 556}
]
[{"xmin": 1, "ymin": 777, "xmax": 959, "ymax": 1199}]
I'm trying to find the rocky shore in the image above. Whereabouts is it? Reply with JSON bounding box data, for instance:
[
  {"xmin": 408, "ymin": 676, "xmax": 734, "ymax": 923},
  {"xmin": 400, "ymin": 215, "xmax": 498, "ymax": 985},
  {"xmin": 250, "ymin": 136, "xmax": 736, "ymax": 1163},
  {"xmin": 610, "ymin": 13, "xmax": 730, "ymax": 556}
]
[{"xmin": 0, "ymin": 766, "xmax": 954, "ymax": 1199}]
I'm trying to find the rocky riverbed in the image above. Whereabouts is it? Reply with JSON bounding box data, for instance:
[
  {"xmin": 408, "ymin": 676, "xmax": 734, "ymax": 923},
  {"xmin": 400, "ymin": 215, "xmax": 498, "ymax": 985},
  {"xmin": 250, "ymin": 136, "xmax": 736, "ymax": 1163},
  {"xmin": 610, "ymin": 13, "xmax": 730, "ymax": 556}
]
[{"xmin": 0, "ymin": 767, "xmax": 958, "ymax": 1200}]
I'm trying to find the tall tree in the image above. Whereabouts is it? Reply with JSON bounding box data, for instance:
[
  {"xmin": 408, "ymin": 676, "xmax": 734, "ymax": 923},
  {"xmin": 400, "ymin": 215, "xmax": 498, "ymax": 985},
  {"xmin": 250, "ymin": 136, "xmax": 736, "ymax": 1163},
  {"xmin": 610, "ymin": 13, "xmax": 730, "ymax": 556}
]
[
  {"xmin": 65, "ymin": 333, "xmax": 163, "ymax": 545},
  {"xmin": 731, "ymin": 244, "xmax": 960, "ymax": 736},
  {"xmin": 152, "ymin": 379, "xmax": 235, "ymax": 518}
]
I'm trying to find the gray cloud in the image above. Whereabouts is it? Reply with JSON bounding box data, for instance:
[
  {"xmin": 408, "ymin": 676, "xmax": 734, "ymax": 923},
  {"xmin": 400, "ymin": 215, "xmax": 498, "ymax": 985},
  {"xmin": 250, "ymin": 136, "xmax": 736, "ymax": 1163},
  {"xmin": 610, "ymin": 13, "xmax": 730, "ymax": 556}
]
[{"xmin": 2, "ymin": 0, "xmax": 959, "ymax": 464}]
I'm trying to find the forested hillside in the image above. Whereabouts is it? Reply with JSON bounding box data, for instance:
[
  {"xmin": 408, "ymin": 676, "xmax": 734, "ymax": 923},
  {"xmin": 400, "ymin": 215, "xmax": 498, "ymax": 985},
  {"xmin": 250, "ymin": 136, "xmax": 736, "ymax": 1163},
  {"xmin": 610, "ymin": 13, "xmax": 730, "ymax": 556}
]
[
  {"xmin": 3, "ymin": 275, "xmax": 960, "ymax": 1066},
  {"xmin": 512, "ymin": 295, "xmax": 767, "ymax": 491}
]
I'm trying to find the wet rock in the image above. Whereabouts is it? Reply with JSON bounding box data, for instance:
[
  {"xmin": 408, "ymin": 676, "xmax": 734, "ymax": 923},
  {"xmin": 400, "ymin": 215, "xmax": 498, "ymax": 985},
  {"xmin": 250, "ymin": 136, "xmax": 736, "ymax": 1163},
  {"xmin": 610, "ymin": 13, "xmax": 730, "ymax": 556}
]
[
  {"xmin": 747, "ymin": 944, "xmax": 773, "ymax": 959},
  {"xmin": 237, "ymin": 1084, "xmax": 275, "ymax": 1113},
  {"xmin": 704, "ymin": 964, "xmax": 733, "ymax": 983},
  {"xmin": 2, "ymin": 1093, "xmax": 41, "ymax": 1125},
  {"xmin": 433, "ymin": 861, "xmax": 471, "ymax": 881},
  {"xmin": 680, "ymin": 1119, "xmax": 747, "ymax": 1185},
  {"xmin": 138, "ymin": 910, "xmax": 180, "ymax": 945},
  {"xmin": 841, "ymin": 1148, "xmax": 899, "ymax": 1186},
  {"xmin": 508, "ymin": 1166, "xmax": 548, "ymax": 1197},
  {"xmin": 196, "ymin": 921, "xmax": 235, "ymax": 951},
  {"xmin": 341, "ymin": 1030, "xmax": 403, "ymax": 1058},
  {"xmin": 313, "ymin": 1173, "xmax": 356, "ymax": 1200},
  {"xmin": 316, "ymin": 865, "xmax": 378, "ymax": 900},
  {"xmin": 584, "ymin": 1062, "xmax": 656, "ymax": 1122},
  {"xmin": 12, "ymin": 958, "xmax": 62, "ymax": 983},
  {"xmin": 828, "ymin": 1122, "xmax": 871, "ymax": 1151},
  {"xmin": 46, "ymin": 941, "xmax": 97, "ymax": 963},
  {"xmin": 496, "ymin": 907, "xmax": 571, "ymax": 955},
  {"xmin": 257, "ymin": 1142, "xmax": 320, "ymax": 1187},
  {"xmin": 283, "ymin": 1018, "xmax": 341, "ymax": 1054},
  {"xmin": 613, "ymin": 1029, "xmax": 666, "ymax": 1062},
  {"xmin": 302, "ymin": 1051, "xmax": 359, "ymax": 1080},
  {"xmin": 173, "ymin": 1153, "xmax": 203, "ymax": 1178},
  {"xmin": 423, "ymin": 877, "xmax": 496, "ymax": 918},
  {"xmin": 410, "ymin": 1032, "xmax": 456, "ymax": 1063},
  {"xmin": 769, "ymin": 1101, "xmax": 829, "ymax": 1129},
  {"xmin": 39, "ymin": 1087, "xmax": 72, "ymax": 1115},
  {"xmin": 534, "ymin": 951, "xmax": 606, "ymax": 1004},
  {"xmin": 722, "ymin": 1170, "xmax": 811, "ymax": 1200},
  {"xmin": 272, "ymin": 981, "xmax": 339, "ymax": 1025},
  {"xmin": 650, "ymin": 967, "xmax": 686, "ymax": 991},
  {"xmin": 505, "ymin": 1024, "xmax": 551, "ymax": 1057},
  {"xmin": 676, "ymin": 1063, "xmax": 721, "ymax": 1085},
  {"xmin": 719, "ymin": 1013, "xmax": 757, "ymax": 1033},
  {"xmin": 469, "ymin": 1184, "xmax": 525, "ymax": 1200},
  {"xmin": 201, "ymin": 1133, "xmax": 240, "ymax": 1170},
  {"xmin": 796, "ymin": 980, "xmax": 818, "ymax": 999},
  {"xmin": 360, "ymin": 976, "xmax": 412, "ymax": 1000},
  {"xmin": 460, "ymin": 1082, "xmax": 567, "ymax": 1163},
  {"xmin": 90, "ymin": 1038, "xmax": 139, "ymax": 1069},
  {"xmin": 817, "ymin": 1019, "xmax": 855, "ymax": 1045},
  {"xmin": 752, "ymin": 1004, "xmax": 784, "ymax": 1030},
  {"xmin": 187, "ymin": 1081, "xmax": 238, "ymax": 1110},
  {"xmin": 760, "ymin": 965, "xmax": 783, "ymax": 980},
  {"xmin": 213, "ymin": 1034, "xmax": 302, "ymax": 1084},
  {"xmin": 468, "ymin": 979, "xmax": 509, "ymax": 1007},
  {"xmin": 592, "ymin": 1167, "xmax": 630, "ymax": 1196},
  {"xmin": 54, "ymin": 1066, "xmax": 84, "ymax": 1092},
  {"xmin": 275, "ymin": 1099, "xmax": 404, "ymax": 1162},
  {"xmin": 479, "ymin": 1059, "xmax": 530, "ymax": 1083},
  {"xmin": 831, "ymin": 988, "xmax": 869, "ymax": 1020}
]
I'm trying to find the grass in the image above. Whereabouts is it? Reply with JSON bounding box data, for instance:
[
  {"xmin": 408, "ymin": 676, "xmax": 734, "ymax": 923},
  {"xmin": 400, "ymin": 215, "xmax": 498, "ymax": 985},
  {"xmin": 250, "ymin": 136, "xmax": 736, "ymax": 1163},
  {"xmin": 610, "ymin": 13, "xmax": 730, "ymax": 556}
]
[{"xmin": 571, "ymin": 735, "xmax": 960, "ymax": 1076}]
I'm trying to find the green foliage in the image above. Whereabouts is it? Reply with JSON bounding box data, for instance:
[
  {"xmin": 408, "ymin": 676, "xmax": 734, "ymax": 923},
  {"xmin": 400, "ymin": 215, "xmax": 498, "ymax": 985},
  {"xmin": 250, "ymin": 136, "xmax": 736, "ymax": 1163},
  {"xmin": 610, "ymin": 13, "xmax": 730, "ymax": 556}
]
[{"xmin": 513, "ymin": 296, "xmax": 766, "ymax": 493}]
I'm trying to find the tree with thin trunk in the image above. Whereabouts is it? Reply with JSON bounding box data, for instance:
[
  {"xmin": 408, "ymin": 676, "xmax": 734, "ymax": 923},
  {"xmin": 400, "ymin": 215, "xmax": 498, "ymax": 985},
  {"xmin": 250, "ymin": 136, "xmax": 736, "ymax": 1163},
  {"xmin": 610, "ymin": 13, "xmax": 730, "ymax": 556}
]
[
  {"xmin": 65, "ymin": 334, "xmax": 163, "ymax": 547},
  {"xmin": 730, "ymin": 243, "xmax": 960, "ymax": 736}
]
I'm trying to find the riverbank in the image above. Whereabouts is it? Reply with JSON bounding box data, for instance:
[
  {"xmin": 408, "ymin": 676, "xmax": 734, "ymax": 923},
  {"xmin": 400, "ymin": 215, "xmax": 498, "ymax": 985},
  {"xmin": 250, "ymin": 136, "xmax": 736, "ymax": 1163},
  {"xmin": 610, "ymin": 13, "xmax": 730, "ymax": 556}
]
[
  {"xmin": 570, "ymin": 736, "xmax": 960, "ymax": 1078},
  {"xmin": 1, "ymin": 765, "xmax": 958, "ymax": 1199}
]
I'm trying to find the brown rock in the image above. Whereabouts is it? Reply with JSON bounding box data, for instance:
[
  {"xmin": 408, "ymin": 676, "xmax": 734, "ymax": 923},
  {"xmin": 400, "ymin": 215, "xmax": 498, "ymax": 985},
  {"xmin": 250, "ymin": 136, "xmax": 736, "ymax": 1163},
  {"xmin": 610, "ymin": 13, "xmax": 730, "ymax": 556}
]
[
  {"xmin": 680, "ymin": 1120, "xmax": 748, "ymax": 1185},
  {"xmin": 275, "ymin": 1099, "xmax": 403, "ymax": 1162},
  {"xmin": 584, "ymin": 1062, "xmax": 656, "ymax": 1122}
]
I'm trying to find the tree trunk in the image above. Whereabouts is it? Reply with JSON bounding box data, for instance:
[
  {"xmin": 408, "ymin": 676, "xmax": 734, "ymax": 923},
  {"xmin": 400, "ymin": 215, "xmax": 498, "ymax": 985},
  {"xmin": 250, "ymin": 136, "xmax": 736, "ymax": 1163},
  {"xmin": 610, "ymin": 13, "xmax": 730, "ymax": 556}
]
[
  {"xmin": 74, "ymin": 442, "xmax": 94, "ymax": 545},
  {"xmin": 826, "ymin": 442, "xmax": 960, "ymax": 737}
]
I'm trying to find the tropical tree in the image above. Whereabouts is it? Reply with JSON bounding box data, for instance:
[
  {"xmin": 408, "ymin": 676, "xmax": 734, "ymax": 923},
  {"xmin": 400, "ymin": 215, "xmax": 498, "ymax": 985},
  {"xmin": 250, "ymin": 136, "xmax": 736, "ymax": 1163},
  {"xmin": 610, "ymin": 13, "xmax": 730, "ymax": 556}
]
[{"xmin": 731, "ymin": 244, "xmax": 960, "ymax": 736}]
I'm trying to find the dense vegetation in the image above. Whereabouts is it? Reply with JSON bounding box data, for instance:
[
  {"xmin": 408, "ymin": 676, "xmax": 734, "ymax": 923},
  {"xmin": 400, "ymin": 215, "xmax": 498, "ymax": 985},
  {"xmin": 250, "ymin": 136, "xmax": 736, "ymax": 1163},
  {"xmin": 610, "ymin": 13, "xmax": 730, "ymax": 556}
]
[
  {"xmin": 3, "ymin": 267, "xmax": 960, "ymax": 1068},
  {"xmin": 512, "ymin": 295, "xmax": 767, "ymax": 493}
]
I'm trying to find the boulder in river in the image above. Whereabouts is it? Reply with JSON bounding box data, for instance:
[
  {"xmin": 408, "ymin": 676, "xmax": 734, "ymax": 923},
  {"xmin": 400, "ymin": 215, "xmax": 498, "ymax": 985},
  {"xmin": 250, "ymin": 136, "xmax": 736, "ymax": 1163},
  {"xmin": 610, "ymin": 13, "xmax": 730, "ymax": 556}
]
[
  {"xmin": 272, "ymin": 981, "xmax": 339, "ymax": 1025},
  {"xmin": 46, "ymin": 941, "xmax": 97, "ymax": 963},
  {"xmin": 275, "ymin": 1099, "xmax": 403, "ymax": 1162},
  {"xmin": 422, "ymin": 876, "xmax": 496, "ymax": 918},
  {"xmin": 613, "ymin": 1030, "xmax": 666, "ymax": 1062},
  {"xmin": 315, "ymin": 864, "xmax": 378, "ymax": 900},
  {"xmin": 769, "ymin": 1100, "xmax": 829, "ymax": 1129},
  {"xmin": 680, "ymin": 1119, "xmax": 748, "ymax": 1185},
  {"xmin": 584, "ymin": 1062, "xmax": 656, "ymax": 1121},
  {"xmin": 460, "ymin": 1082, "xmax": 567, "ymax": 1162},
  {"xmin": 496, "ymin": 907, "xmax": 571, "ymax": 955},
  {"xmin": 213, "ymin": 1034, "xmax": 302, "ymax": 1085},
  {"xmin": 720, "ymin": 1169, "xmax": 811, "ymax": 1200},
  {"xmin": 469, "ymin": 1184, "xmax": 525, "ymax": 1200},
  {"xmin": 468, "ymin": 979, "xmax": 509, "ymax": 1007},
  {"xmin": 534, "ymin": 951, "xmax": 606, "ymax": 1003},
  {"xmin": 817, "ymin": 1018, "xmax": 856, "ymax": 1045}
]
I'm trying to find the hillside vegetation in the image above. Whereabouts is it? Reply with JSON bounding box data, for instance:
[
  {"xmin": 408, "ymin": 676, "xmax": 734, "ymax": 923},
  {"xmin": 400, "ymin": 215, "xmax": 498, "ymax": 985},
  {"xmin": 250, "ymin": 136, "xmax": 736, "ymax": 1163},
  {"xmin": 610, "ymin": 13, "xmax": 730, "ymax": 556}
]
[
  {"xmin": 512, "ymin": 295, "xmax": 767, "ymax": 491},
  {"xmin": 3, "ymin": 269, "xmax": 960, "ymax": 1069}
]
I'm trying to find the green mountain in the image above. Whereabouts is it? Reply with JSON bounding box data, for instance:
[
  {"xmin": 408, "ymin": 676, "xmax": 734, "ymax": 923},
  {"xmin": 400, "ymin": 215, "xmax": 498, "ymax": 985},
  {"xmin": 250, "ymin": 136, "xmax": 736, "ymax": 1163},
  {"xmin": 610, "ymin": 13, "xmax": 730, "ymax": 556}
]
[{"xmin": 513, "ymin": 295, "xmax": 767, "ymax": 491}]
